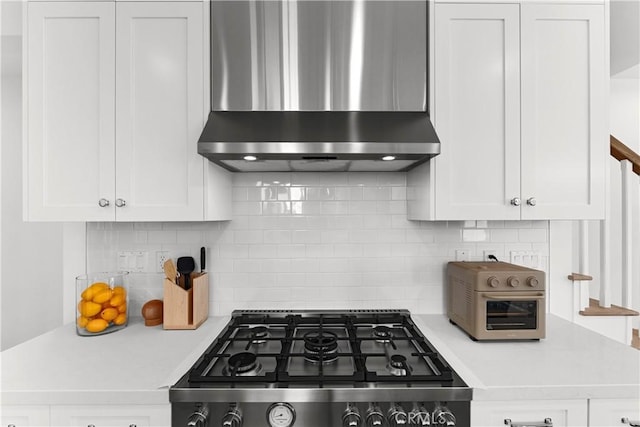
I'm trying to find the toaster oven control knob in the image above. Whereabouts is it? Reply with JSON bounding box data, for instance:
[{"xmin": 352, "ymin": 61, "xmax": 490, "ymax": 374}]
[
  {"xmin": 388, "ymin": 403, "xmax": 408, "ymax": 426},
  {"xmin": 221, "ymin": 405, "xmax": 243, "ymax": 427},
  {"xmin": 433, "ymin": 404, "xmax": 456, "ymax": 426},
  {"xmin": 527, "ymin": 276, "xmax": 540, "ymax": 287},
  {"xmin": 507, "ymin": 276, "xmax": 520, "ymax": 288},
  {"xmin": 487, "ymin": 276, "xmax": 500, "ymax": 288},
  {"xmin": 343, "ymin": 404, "xmax": 362, "ymax": 427},
  {"xmin": 365, "ymin": 404, "xmax": 385, "ymax": 427},
  {"xmin": 186, "ymin": 404, "xmax": 209, "ymax": 427}
]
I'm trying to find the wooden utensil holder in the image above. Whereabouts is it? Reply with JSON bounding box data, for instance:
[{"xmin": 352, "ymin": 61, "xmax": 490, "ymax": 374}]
[{"xmin": 163, "ymin": 272, "xmax": 208, "ymax": 330}]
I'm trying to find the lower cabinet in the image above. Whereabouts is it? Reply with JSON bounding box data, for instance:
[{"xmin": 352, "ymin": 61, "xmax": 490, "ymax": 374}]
[
  {"xmin": 1, "ymin": 406, "xmax": 50, "ymax": 426},
  {"xmin": 589, "ymin": 399, "xmax": 640, "ymax": 426},
  {"xmin": 49, "ymin": 405, "xmax": 170, "ymax": 427},
  {"xmin": 471, "ymin": 399, "xmax": 588, "ymax": 427}
]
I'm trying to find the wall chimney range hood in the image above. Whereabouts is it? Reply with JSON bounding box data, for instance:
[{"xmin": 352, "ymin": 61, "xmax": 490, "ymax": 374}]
[{"xmin": 198, "ymin": 0, "xmax": 440, "ymax": 172}]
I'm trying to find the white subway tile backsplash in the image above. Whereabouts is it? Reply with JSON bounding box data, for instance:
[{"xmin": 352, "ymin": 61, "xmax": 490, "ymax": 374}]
[{"xmin": 86, "ymin": 172, "xmax": 550, "ymax": 317}]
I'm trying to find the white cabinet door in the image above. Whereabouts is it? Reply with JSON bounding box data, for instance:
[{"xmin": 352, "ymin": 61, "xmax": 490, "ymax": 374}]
[
  {"xmin": 50, "ymin": 405, "xmax": 170, "ymax": 427},
  {"xmin": 433, "ymin": 3, "xmax": 521, "ymax": 220},
  {"xmin": 115, "ymin": 2, "xmax": 204, "ymax": 221},
  {"xmin": 471, "ymin": 400, "xmax": 588, "ymax": 427},
  {"xmin": 589, "ymin": 399, "xmax": 640, "ymax": 427},
  {"xmin": 1, "ymin": 405, "xmax": 50, "ymax": 426},
  {"xmin": 410, "ymin": 2, "xmax": 607, "ymax": 221},
  {"xmin": 520, "ymin": 4, "xmax": 606, "ymax": 220},
  {"xmin": 25, "ymin": 2, "xmax": 116, "ymax": 221}
]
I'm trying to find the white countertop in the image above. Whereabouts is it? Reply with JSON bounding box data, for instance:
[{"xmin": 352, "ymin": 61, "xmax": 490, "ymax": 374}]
[
  {"xmin": 413, "ymin": 314, "xmax": 640, "ymax": 401},
  {"xmin": 1, "ymin": 314, "xmax": 638, "ymax": 406},
  {"xmin": 0, "ymin": 316, "xmax": 229, "ymax": 405}
]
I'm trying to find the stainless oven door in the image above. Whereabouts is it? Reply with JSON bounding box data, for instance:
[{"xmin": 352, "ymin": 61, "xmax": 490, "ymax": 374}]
[{"xmin": 480, "ymin": 292, "xmax": 544, "ymax": 333}]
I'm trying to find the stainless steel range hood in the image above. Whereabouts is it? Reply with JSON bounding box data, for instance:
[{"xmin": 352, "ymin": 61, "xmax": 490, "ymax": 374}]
[{"xmin": 198, "ymin": 0, "xmax": 440, "ymax": 172}]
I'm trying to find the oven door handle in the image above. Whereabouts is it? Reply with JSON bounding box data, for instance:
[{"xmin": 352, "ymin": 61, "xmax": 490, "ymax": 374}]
[{"xmin": 481, "ymin": 293, "xmax": 545, "ymax": 300}]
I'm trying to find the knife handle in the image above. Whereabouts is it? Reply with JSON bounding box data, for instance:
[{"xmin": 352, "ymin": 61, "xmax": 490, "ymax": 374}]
[{"xmin": 200, "ymin": 247, "xmax": 206, "ymax": 271}]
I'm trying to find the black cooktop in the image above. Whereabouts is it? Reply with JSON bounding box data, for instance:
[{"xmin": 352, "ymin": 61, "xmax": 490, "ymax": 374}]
[{"xmin": 184, "ymin": 310, "xmax": 465, "ymax": 388}]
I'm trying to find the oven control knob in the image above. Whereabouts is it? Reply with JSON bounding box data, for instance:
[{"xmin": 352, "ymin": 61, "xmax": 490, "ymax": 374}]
[
  {"xmin": 365, "ymin": 404, "xmax": 385, "ymax": 427},
  {"xmin": 433, "ymin": 404, "xmax": 456, "ymax": 426},
  {"xmin": 388, "ymin": 403, "xmax": 408, "ymax": 426},
  {"xmin": 507, "ymin": 276, "xmax": 520, "ymax": 288},
  {"xmin": 487, "ymin": 276, "xmax": 500, "ymax": 288},
  {"xmin": 409, "ymin": 404, "xmax": 431, "ymax": 426},
  {"xmin": 221, "ymin": 405, "xmax": 243, "ymax": 427},
  {"xmin": 343, "ymin": 404, "xmax": 362, "ymax": 427},
  {"xmin": 527, "ymin": 276, "xmax": 540, "ymax": 287},
  {"xmin": 187, "ymin": 404, "xmax": 209, "ymax": 427}
]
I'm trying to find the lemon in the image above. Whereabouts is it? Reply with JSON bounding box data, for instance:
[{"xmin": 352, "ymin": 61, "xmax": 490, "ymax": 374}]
[
  {"xmin": 77, "ymin": 316, "xmax": 90, "ymax": 328},
  {"xmin": 85, "ymin": 318, "xmax": 109, "ymax": 333},
  {"xmin": 113, "ymin": 313, "xmax": 127, "ymax": 326},
  {"xmin": 92, "ymin": 289, "xmax": 113, "ymax": 304},
  {"xmin": 81, "ymin": 282, "xmax": 109, "ymax": 301},
  {"xmin": 112, "ymin": 286, "xmax": 126, "ymax": 297},
  {"xmin": 117, "ymin": 302, "xmax": 127, "ymax": 314},
  {"xmin": 100, "ymin": 307, "xmax": 118, "ymax": 322},
  {"xmin": 109, "ymin": 293, "xmax": 125, "ymax": 308},
  {"xmin": 80, "ymin": 300, "xmax": 102, "ymax": 318}
]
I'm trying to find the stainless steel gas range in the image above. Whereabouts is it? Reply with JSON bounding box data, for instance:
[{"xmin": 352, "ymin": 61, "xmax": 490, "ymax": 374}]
[{"xmin": 170, "ymin": 310, "xmax": 472, "ymax": 426}]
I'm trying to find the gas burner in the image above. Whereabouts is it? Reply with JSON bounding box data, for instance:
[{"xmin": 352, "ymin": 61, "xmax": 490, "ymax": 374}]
[
  {"xmin": 372, "ymin": 325, "xmax": 393, "ymax": 343},
  {"xmin": 387, "ymin": 354, "xmax": 412, "ymax": 377},
  {"xmin": 303, "ymin": 330, "xmax": 339, "ymax": 364},
  {"xmin": 248, "ymin": 326, "xmax": 270, "ymax": 344},
  {"xmin": 223, "ymin": 352, "xmax": 262, "ymax": 377}
]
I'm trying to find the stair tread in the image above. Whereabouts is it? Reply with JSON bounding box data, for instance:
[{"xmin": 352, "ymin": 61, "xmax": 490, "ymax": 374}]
[
  {"xmin": 568, "ymin": 273, "xmax": 593, "ymax": 281},
  {"xmin": 579, "ymin": 298, "xmax": 639, "ymax": 317}
]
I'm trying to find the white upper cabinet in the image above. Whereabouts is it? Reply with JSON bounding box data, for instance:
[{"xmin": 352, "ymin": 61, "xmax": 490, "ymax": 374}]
[
  {"xmin": 24, "ymin": 1, "xmax": 229, "ymax": 221},
  {"xmin": 25, "ymin": 2, "xmax": 116, "ymax": 221},
  {"xmin": 408, "ymin": 2, "xmax": 606, "ymax": 221},
  {"xmin": 115, "ymin": 2, "xmax": 204, "ymax": 221},
  {"xmin": 520, "ymin": 3, "xmax": 606, "ymax": 220}
]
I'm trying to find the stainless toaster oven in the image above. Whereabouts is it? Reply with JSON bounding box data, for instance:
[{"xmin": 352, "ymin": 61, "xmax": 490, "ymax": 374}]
[{"xmin": 447, "ymin": 261, "xmax": 546, "ymax": 340}]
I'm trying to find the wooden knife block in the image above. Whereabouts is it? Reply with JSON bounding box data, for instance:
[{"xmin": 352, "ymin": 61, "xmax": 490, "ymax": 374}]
[{"xmin": 163, "ymin": 273, "xmax": 208, "ymax": 330}]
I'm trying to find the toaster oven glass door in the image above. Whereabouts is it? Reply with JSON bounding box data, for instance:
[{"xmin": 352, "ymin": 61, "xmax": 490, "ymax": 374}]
[{"xmin": 485, "ymin": 299, "xmax": 539, "ymax": 330}]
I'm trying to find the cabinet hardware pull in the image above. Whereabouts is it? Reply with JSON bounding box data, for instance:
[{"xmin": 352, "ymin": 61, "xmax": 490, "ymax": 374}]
[
  {"xmin": 504, "ymin": 418, "xmax": 552, "ymax": 427},
  {"xmin": 510, "ymin": 197, "xmax": 521, "ymax": 206},
  {"xmin": 98, "ymin": 198, "xmax": 110, "ymax": 207},
  {"xmin": 115, "ymin": 198, "xmax": 126, "ymax": 208},
  {"xmin": 622, "ymin": 418, "xmax": 640, "ymax": 427},
  {"xmin": 130, "ymin": 425, "xmax": 138, "ymax": 427},
  {"xmin": 526, "ymin": 197, "xmax": 537, "ymax": 206}
]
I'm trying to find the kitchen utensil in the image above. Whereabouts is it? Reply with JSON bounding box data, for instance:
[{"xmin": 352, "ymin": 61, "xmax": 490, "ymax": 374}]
[
  {"xmin": 177, "ymin": 256, "xmax": 195, "ymax": 290},
  {"xmin": 200, "ymin": 247, "xmax": 206, "ymax": 272},
  {"xmin": 163, "ymin": 259, "xmax": 178, "ymax": 285},
  {"xmin": 141, "ymin": 299, "xmax": 163, "ymax": 326}
]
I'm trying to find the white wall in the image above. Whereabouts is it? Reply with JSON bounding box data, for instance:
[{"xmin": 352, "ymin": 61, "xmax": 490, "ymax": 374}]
[
  {"xmin": 1, "ymin": 3, "xmax": 65, "ymax": 350},
  {"xmin": 610, "ymin": 0, "xmax": 640, "ymax": 75},
  {"xmin": 86, "ymin": 172, "xmax": 550, "ymax": 317}
]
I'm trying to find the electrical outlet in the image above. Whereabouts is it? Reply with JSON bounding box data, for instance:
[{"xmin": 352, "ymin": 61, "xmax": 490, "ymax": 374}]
[
  {"xmin": 156, "ymin": 251, "xmax": 169, "ymax": 273},
  {"xmin": 483, "ymin": 250, "xmax": 498, "ymax": 262},
  {"xmin": 455, "ymin": 249, "xmax": 470, "ymax": 261},
  {"xmin": 510, "ymin": 250, "xmax": 542, "ymax": 268}
]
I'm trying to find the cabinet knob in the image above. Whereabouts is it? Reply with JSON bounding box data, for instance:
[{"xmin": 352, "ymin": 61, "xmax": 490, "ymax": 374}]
[
  {"xmin": 115, "ymin": 198, "xmax": 126, "ymax": 208},
  {"xmin": 510, "ymin": 197, "xmax": 521, "ymax": 206},
  {"xmin": 98, "ymin": 198, "xmax": 110, "ymax": 207},
  {"xmin": 527, "ymin": 197, "xmax": 537, "ymax": 206},
  {"xmin": 622, "ymin": 418, "xmax": 640, "ymax": 427}
]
